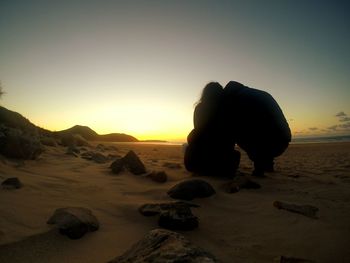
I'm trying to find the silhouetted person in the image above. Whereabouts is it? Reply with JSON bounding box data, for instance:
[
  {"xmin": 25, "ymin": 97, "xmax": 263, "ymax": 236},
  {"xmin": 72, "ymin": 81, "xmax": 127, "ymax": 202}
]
[
  {"xmin": 223, "ymin": 81, "xmax": 291, "ymax": 176},
  {"xmin": 184, "ymin": 82, "xmax": 240, "ymax": 176}
]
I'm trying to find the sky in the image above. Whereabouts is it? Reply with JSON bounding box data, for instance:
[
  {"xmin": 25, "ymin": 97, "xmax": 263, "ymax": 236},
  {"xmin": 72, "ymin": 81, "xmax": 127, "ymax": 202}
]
[{"xmin": 0, "ymin": 0, "xmax": 349, "ymax": 141}]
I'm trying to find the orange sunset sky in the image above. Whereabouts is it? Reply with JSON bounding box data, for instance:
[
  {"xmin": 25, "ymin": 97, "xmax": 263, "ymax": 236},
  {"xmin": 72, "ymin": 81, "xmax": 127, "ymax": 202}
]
[{"xmin": 1, "ymin": 1, "xmax": 349, "ymax": 141}]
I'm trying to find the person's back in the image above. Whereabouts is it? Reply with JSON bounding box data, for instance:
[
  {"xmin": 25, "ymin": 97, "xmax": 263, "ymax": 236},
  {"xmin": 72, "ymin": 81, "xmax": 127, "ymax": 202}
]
[{"xmin": 223, "ymin": 81, "xmax": 291, "ymax": 176}]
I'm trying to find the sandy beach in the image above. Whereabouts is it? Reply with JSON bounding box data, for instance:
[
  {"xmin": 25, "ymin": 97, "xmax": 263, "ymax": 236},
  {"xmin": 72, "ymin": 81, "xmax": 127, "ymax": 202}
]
[{"xmin": 0, "ymin": 142, "xmax": 349, "ymax": 263}]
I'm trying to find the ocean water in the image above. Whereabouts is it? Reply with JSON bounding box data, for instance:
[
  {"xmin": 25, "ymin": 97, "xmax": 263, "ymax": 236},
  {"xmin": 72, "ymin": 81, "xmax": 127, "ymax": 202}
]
[
  {"xmin": 291, "ymin": 135, "xmax": 350, "ymax": 144},
  {"xmin": 111, "ymin": 135, "xmax": 350, "ymax": 146}
]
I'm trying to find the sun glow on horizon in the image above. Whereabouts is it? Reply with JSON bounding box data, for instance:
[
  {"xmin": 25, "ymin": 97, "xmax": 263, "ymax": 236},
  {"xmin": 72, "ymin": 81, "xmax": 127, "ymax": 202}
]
[{"xmin": 23, "ymin": 99, "xmax": 193, "ymax": 142}]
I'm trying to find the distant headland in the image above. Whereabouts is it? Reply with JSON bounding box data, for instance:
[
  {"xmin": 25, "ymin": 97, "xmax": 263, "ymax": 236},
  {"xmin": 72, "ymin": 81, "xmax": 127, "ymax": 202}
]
[{"xmin": 0, "ymin": 106, "xmax": 139, "ymax": 142}]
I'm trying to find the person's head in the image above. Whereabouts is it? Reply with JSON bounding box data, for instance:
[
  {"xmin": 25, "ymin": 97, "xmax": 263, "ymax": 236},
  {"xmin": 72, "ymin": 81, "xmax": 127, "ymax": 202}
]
[{"xmin": 198, "ymin": 82, "xmax": 223, "ymax": 105}]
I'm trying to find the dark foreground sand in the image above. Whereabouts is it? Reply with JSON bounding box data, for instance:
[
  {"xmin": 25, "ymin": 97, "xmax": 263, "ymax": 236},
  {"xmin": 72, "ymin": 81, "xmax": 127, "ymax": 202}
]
[{"xmin": 0, "ymin": 142, "xmax": 349, "ymax": 263}]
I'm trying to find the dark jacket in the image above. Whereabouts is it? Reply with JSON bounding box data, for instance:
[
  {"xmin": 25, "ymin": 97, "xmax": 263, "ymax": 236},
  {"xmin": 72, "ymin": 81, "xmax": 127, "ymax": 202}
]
[{"xmin": 223, "ymin": 81, "xmax": 291, "ymax": 150}]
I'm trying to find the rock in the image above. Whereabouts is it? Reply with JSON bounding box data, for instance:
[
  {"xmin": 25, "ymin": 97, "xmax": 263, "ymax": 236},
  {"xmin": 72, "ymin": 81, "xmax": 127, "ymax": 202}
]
[
  {"xmin": 81, "ymin": 151, "xmax": 108, "ymax": 163},
  {"xmin": 1, "ymin": 177, "xmax": 22, "ymax": 189},
  {"xmin": 149, "ymin": 170, "xmax": 167, "ymax": 183},
  {"xmin": 110, "ymin": 151, "xmax": 146, "ymax": 175},
  {"xmin": 110, "ymin": 158, "xmax": 124, "ymax": 174},
  {"xmin": 168, "ymin": 179, "xmax": 216, "ymax": 201},
  {"xmin": 138, "ymin": 203, "xmax": 163, "ymax": 216},
  {"xmin": 122, "ymin": 150, "xmax": 146, "ymax": 175},
  {"xmin": 158, "ymin": 205, "xmax": 198, "ymax": 231},
  {"xmin": 273, "ymin": 201, "xmax": 319, "ymax": 219},
  {"xmin": 139, "ymin": 202, "xmax": 200, "ymax": 230},
  {"xmin": 91, "ymin": 152, "xmax": 109, "ymax": 163},
  {"xmin": 47, "ymin": 207, "xmax": 99, "ymax": 239},
  {"xmin": 81, "ymin": 151, "xmax": 93, "ymax": 160},
  {"xmin": 66, "ymin": 145, "xmax": 80, "ymax": 157},
  {"xmin": 79, "ymin": 147, "xmax": 88, "ymax": 152},
  {"xmin": 223, "ymin": 175, "xmax": 261, "ymax": 193},
  {"xmin": 138, "ymin": 201, "xmax": 200, "ymax": 217},
  {"xmin": 96, "ymin": 143, "xmax": 107, "ymax": 152},
  {"xmin": 0, "ymin": 126, "xmax": 43, "ymax": 159},
  {"xmin": 108, "ymin": 228, "xmax": 219, "ymax": 263},
  {"xmin": 163, "ymin": 162, "xmax": 182, "ymax": 169}
]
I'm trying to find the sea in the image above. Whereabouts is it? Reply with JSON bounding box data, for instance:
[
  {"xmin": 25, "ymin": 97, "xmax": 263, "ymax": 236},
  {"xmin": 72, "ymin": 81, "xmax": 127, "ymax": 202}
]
[
  {"xmin": 113, "ymin": 135, "xmax": 350, "ymax": 146},
  {"xmin": 291, "ymin": 135, "xmax": 350, "ymax": 144}
]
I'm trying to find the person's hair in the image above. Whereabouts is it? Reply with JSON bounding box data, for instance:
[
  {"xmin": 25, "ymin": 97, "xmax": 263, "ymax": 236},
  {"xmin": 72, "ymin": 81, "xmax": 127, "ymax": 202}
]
[{"xmin": 196, "ymin": 82, "xmax": 223, "ymax": 105}]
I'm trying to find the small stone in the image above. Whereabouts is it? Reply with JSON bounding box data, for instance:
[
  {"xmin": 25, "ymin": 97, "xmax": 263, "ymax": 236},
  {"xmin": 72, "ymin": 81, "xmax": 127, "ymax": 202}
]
[
  {"xmin": 138, "ymin": 203, "xmax": 162, "ymax": 216},
  {"xmin": 163, "ymin": 162, "xmax": 182, "ymax": 169},
  {"xmin": 158, "ymin": 205, "xmax": 199, "ymax": 231},
  {"xmin": 91, "ymin": 152, "xmax": 108, "ymax": 163},
  {"xmin": 149, "ymin": 171, "xmax": 167, "ymax": 183},
  {"xmin": 138, "ymin": 201, "xmax": 199, "ymax": 217},
  {"xmin": 81, "ymin": 151, "xmax": 93, "ymax": 160},
  {"xmin": 47, "ymin": 207, "xmax": 99, "ymax": 239},
  {"xmin": 1, "ymin": 177, "xmax": 22, "ymax": 189},
  {"xmin": 66, "ymin": 145, "xmax": 80, "ymax": 157},
  {"xmin": 167, "ymin": 179, "xmax": 216, "ymax": 201}
]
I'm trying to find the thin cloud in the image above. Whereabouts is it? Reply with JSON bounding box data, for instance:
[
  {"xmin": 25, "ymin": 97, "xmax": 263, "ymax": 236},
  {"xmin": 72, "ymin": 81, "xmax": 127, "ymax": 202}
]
[
  {"xmin": 327, "ymin": 125, "xmax": 338, "ymax": 131},
  {"xmin": 335, "ymin": 111, "xmax": 347, "ymax": 117},
  {"xmin": 340, "ymin": 117, "xmax": 350, "ymax": 122},
  {"xmin": 309, "ymin": 127, "xmax": 318, "ymax": 131},
  {"xmin": 339, "ymin": 123, "xmax": 350, "ymax": 129}
]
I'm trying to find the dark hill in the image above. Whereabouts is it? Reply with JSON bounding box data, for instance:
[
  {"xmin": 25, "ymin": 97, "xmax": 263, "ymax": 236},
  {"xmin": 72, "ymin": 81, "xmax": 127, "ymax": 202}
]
[
  {"xmin": 98, "ymin": 133, "xmax": 138, "ymax": 142},
  {"xmin": 0, "ymin": 106, "xmax": 50, "ymax": 135},
  {"xmin": 0, "ymin": 106, "xmax": 138, "ymax": 142},
  {"xmin": 55, "ymin": 125, "xmax": 98, "ymax": 140},
  {"xmin": 56, "ymin": 125, "xmax": 138, "ymax": 142}
]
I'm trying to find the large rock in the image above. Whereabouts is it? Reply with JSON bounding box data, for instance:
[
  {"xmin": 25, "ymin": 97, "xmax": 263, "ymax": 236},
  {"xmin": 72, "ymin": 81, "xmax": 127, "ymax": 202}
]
[
  {"xmin": 47, "ymin": 207, "xmax": 99, "ymax": 239},
  {"xmin": 0, "ymin": 126, "xmax": 43, "ymax": 159},
  {"xmin": 1, "ymin": 177, "xmax": 22, "ymax": 189},
  {"xmin": 167, "ymin": 179, "xmax": 216, "ymax": 201},
  {"xmin": 123, "ymin": 150, "xmax": 146, "ymax": 175},
  {"xmin": 108, "ymin": 229, "xmax": 219, "ymax": 263},
  {"xmin": 110, "ymin": 158, "xmax": 124, "ymax": 174}
]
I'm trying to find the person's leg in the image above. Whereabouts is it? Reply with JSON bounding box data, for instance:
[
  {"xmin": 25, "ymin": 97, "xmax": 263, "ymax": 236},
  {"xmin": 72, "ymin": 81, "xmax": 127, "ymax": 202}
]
[
  {"xmin": 253, "ymin": 139, "xmax": 289, "ymax": 175},
  {"xmin": 184, "ymin": 143, "xmax": 200, "ymax": 173},
  {"xmin": 252, "ymin": 157, "xmax": 274, "ymax": 177},
  {"xmin": 217, "ymin": 148, "xmax": 241, "ymax": 177}
]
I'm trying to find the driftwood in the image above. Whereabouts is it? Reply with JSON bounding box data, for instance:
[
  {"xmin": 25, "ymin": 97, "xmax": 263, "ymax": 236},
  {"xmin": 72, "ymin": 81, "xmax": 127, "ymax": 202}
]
[{"xmin": 273, "ymin": 201, "xmax": 319, "ymax": 219}]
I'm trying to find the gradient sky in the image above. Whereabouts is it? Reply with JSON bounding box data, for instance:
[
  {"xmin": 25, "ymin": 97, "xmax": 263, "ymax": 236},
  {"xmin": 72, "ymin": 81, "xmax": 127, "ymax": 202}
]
[{"xmin": 0, "ymin": 0, "xmax": 349, "ymax": 141}]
